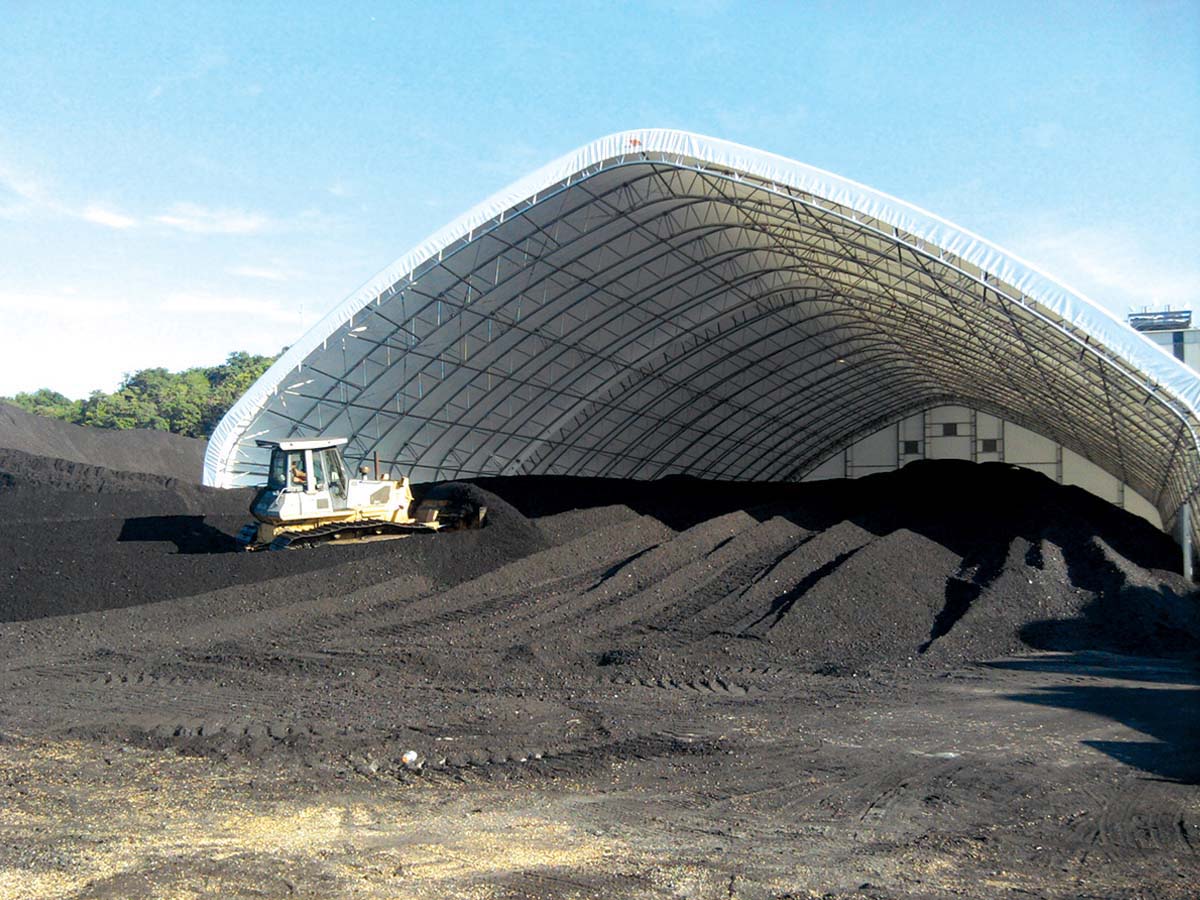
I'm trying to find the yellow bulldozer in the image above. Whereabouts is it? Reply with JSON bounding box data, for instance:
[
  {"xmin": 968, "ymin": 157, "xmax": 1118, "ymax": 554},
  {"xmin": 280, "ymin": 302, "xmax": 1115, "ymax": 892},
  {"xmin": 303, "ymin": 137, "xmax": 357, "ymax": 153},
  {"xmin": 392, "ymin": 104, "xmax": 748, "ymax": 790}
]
[{"xmin": 235, "ymin": 438, "xmax": 486, "ymax": 550}]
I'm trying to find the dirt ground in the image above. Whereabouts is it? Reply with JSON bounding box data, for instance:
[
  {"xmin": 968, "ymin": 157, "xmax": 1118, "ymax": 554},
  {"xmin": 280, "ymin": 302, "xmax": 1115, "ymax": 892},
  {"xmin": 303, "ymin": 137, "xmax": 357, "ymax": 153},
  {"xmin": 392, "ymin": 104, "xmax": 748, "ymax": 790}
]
[
  {"xmin": 1, "ymin": 647, "xmax": 1196, "ymax": 899},
  {"xmin": 0, "ymin": 451, "xmax": 1198, "ymax": 898}
]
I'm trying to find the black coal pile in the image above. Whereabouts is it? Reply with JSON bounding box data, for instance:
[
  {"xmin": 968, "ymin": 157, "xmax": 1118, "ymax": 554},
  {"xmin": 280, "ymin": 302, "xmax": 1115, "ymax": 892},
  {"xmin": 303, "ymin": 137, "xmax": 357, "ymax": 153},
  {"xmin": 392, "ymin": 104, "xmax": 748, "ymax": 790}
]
[
  {"xmin": 0, "ymin": 402, "xmax": 206, "ymax": 482},
  {"xmin": 0, "ymin": 477, "xmax": 545, "ymax": 623},
  {"xmin": 0, "ymin": 447, "xmax": 193, "ymax": 492},
  {"xmin": 1, "ymin": 419, "xmax": 1196, "ymax": 670},
  {"xmin": 0, "ymin": 409, "xmax": 549, "ymax": 622},
  {"xmin": 475, "ymin": 461, "xmax": 1200, "ymax": 666}
]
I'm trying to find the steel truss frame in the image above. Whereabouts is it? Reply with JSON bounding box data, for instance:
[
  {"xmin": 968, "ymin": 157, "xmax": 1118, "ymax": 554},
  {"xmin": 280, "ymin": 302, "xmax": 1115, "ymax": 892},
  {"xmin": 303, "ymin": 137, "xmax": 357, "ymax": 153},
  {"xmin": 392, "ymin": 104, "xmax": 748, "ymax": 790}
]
[{"xmin": 206, "ymin": 137, "xmax": 1200, "ymax": 552}]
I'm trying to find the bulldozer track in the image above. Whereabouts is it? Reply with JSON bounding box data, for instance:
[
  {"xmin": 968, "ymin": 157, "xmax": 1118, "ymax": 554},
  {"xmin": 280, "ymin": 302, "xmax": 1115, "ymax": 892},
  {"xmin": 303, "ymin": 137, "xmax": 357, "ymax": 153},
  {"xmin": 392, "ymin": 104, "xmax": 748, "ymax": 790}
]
[{"xmin": 267, "ymin": 518, "xmax": 424, "ymax": 550}]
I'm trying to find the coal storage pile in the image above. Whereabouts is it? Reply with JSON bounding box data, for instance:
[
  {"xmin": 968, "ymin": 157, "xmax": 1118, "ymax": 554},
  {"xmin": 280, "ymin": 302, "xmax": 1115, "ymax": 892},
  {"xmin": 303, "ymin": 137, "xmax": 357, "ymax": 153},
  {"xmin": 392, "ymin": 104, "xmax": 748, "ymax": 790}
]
[
  {"xmin": 0, "ymin": 402, "xmax": 206, "ymax": 483},
  {"xmin": 1, "ymin": 426, "xmax": 1196, "ymax": 671},
  {"xmin": 0, "ymin": 479, "xmax": 546, "ymax": 623},
  {"xmin": 473, "ymin": 460, "xmax": 1200, "ymax": 669},
  {"xmin": 0, "ymin": 446, "xmax": 199, "ymax": 493}
]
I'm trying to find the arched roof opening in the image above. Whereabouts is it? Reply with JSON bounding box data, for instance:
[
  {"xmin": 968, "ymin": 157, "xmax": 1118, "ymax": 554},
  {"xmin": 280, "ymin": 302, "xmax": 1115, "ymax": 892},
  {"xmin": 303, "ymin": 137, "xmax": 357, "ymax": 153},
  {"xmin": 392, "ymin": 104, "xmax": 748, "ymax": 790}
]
[{"xmin": 204, "ymin": 130, "xmax": 1200, "ymax": 546}]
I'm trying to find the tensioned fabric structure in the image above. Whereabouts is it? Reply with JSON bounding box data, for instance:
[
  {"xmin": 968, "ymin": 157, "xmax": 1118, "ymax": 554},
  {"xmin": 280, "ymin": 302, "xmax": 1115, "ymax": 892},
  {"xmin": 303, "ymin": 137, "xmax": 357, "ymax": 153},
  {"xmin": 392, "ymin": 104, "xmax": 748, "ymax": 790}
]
[{"xmin": 204, "ymin": 129, "xmax": 1200, "ymax": 550}]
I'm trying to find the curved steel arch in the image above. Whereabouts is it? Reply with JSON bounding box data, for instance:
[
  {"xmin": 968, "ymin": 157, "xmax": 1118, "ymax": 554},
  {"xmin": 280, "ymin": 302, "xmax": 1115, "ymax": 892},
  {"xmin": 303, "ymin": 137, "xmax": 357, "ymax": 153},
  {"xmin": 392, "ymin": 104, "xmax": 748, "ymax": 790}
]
[{"xmin": 204, "ymin": 129, "xmax": 1200, "ymax": 546}]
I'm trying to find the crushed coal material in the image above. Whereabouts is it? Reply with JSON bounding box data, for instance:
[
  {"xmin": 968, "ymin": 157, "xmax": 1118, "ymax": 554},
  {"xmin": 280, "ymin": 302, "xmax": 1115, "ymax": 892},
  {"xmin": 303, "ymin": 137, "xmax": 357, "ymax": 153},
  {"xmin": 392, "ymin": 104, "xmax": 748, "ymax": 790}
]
[
  {"xmin": 2, "ymin": 430, "xmax": 1197, "ymax": 899},
  {"xmin": 2, "ymin": 447, "xmax": 1194, "ymax": 665},
  {"xmin": 0, "ymin": 402, "xmax": 206, "ymax": 482},
  {"xmin": 0, "ymin": 479, "xmax": 545, "ymax": 623}
]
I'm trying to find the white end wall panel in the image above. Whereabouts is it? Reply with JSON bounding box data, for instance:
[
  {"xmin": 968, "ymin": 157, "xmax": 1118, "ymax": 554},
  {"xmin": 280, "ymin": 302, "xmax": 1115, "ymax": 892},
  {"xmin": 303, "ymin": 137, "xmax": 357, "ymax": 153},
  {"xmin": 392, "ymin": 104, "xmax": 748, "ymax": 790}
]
[
  {"xmin": 1126, "ymin": 489, "xmax": 1165, "ymax": 529},
  {"xmin": 805, "ymin": 405, "xmax": 1161, "ymax": 526},
  {"xmin": 805, "ymin": 453, "xmax": 847, "ymax": 481},
  {"xmin": 1003, "ymin": 422, "xmax": 1058, "ymax": 468},
  {"xmin": 1062, "ymin": 447, "xmax": 1122, "ymax": 505},
  {"xmin": 927, "ymin": 436, "xmax": 973, "ymax": 459}
]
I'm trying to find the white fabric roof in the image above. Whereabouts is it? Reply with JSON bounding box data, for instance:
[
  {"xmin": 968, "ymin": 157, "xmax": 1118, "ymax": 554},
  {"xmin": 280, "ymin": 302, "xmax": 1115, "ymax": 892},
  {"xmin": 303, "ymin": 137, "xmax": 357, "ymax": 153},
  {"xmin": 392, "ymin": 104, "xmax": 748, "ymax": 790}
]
[{"xmin": 204, "ymin": 128, "xmax": 1200, "ymax": 537}]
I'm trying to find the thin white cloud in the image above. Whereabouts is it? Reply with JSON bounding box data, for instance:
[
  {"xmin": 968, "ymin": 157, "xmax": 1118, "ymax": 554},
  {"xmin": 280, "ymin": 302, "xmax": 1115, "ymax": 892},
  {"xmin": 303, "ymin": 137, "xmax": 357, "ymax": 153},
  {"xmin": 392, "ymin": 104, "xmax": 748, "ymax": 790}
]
[
  {"xmin": 161, "ymin": 290, "xmax": 306, "ymax": 324},
  {"xmin": 0, "ymin": 159, "xmax": 144, "ymax": 230},
  {"xmin": 1012, "ymin": 221, "xmax": 1200, "ymax": 315},
  {"xmin": 149, "ymin": 49, "xmax": 229, "ymax": 100},
  {"xmin": 0, "ymin": 161, "xmax": 46, "ymax": 219},
  {"xmin": 154, "ymin": 203, "xmax": 271, "ymax": 235},
  {"xmin": 81, "ymin": 205, "xmax": 138, "ymax": 229},
  {"xmin": 228, "ymin": 264, "xmax": 292, "ymax": 282}
]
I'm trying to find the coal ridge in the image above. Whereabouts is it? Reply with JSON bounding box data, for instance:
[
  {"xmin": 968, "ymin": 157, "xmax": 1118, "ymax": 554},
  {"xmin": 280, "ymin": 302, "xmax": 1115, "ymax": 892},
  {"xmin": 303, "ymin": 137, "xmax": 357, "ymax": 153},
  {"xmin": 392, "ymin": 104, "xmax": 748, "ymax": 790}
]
[
  {"xmin": 0, "ymin": 402, "xmax": 206, "ymax": 482},
  {"xmin": 0, "ymin": 480, "xmax": 546, "ymax": 623},
  {"xmin": 1, "ymin": 445, "xmax": 1196, "ymax": 665}
]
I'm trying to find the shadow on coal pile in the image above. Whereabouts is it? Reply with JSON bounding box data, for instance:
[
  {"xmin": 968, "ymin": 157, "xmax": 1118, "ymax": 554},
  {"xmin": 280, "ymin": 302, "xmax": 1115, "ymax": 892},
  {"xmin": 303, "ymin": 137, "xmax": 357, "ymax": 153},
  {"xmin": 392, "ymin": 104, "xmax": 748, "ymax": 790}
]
[
  {"xmin": 475, "ymin": 459, "xmax": 1182, "ymax": 574},
  {"xmin": 1019, "ymin": 586, "xmax": 1199, "ymax": 657},
  {"xmin": 995, "ymin": 656, "xmax": 1200, "ymax": 783},
  {"xmin": 473, "ymin": 460, "xmax": 1200, "ymax": 668},
  {"xmin": 118, "ymin": 516, "xmax": 242, "ymax": 554},
  {"xmin": 1016, "ymin": 532, "xmax": 1200, "ymax": 659}
]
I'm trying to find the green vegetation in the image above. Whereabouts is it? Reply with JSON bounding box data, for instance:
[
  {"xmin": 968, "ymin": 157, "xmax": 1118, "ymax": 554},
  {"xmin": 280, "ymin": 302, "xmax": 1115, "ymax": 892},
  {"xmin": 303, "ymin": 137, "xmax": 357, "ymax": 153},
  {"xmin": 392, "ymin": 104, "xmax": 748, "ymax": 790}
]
[{"xmin": 2, "ymin": 351, "xmax": 281, "ymax": 438}]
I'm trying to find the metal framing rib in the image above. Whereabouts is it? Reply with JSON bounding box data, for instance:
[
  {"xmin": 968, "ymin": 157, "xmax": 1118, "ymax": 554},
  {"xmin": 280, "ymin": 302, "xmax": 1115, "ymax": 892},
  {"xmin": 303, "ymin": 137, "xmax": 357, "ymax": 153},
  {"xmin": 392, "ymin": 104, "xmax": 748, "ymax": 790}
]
[{"xmin": 204, "ymin": 129, "xmax": 1200, "ymax": 549}]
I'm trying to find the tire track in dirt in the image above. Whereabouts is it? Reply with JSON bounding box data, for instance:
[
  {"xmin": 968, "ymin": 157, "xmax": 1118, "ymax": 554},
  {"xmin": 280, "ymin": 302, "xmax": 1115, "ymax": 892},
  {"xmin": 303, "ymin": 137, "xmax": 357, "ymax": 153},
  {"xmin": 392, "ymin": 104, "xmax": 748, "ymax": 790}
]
[{"xmin": 1065, "ymin": 781, "xmax": 1200, "ymax": 866}]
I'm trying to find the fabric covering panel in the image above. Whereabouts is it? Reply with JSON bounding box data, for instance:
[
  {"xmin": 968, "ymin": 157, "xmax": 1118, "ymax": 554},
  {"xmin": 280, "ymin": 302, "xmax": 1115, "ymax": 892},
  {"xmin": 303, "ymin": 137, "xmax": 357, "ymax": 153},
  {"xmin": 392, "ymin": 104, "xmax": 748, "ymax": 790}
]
[{"xmin": 203, "ymin": 130, "xmax": 1200, "ymax": 543}]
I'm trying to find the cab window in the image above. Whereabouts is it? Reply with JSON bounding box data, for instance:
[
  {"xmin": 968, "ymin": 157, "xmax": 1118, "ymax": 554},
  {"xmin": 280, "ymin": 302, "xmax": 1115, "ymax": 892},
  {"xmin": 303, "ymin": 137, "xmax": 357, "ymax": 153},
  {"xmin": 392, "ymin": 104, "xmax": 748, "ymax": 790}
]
[
  {"xmin": 267, "ymin": 449, "xmax": 288, "ymax": 490},
  {"xmin": 323, "ymin": 449, "xmax": 347, "ymax": 496},
  {"xmin": 312, "ymin": 450, "xmax": 327, "ymax": 491}
]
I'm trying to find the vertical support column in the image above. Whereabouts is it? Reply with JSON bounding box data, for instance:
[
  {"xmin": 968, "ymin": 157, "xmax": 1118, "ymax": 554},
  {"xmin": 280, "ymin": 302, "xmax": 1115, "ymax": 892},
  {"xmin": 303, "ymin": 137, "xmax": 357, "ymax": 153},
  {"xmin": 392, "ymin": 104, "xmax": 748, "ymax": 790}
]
[{"xmin": 1181, "ymin": 503, "xmax": 1193, "ymax": 582}]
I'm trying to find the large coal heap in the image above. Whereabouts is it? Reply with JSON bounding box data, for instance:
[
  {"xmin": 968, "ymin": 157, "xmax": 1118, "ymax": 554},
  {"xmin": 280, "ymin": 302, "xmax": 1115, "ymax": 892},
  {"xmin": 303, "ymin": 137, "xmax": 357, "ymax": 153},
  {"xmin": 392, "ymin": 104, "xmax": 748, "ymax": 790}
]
[
  {"xmin": 2, "ymin": 438, "xmax": 1196, "ymax": 667},
  {"xmin": 0, "ymin": 480, "xmax": 545, "ymax": 623},
  {"xmin": 0, "ymin": 447, "xmax": 197, "ymax": 493},
  {"xmin": 472, "ymin": 462, "xmax": 1198, "ymax": 666},
  {"xmin": 477, "ymin": 459, "xmax": 1179, "ymax": 572},
  {"xmin": 0, "ymin": 402, "xmax": 206, "ymax": 482}
]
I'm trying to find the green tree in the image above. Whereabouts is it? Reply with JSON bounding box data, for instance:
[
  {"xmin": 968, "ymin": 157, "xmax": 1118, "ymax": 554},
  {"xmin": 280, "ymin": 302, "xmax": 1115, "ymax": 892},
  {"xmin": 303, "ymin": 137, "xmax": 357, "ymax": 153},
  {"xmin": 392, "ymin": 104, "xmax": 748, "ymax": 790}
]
[
  {"xmin": 78, "ymin": 388, "xmax": 164, "ymax": 431},
  {"xmin": 3, "ymin": 349, "xmax": 281, "ymax": 437},
  {"xmin": 200, "ymin": 351, "xmax": 279, "ymax": 435},
  {"xmin": 4, "ymin": 388, "xmax": 82, "ymax": 421}
]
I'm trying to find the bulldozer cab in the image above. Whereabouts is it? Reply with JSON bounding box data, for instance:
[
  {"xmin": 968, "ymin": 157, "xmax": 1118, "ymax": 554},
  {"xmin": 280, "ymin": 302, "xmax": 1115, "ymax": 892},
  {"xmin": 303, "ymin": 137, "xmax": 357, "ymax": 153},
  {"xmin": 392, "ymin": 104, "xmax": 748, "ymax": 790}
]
[
  {"xmin": 260, "ymin": 438, "xmax": 352, "ymax": 506},
  {"xmin": 315, "ymin": 446, "xmax": 350, "ymax": 500}
]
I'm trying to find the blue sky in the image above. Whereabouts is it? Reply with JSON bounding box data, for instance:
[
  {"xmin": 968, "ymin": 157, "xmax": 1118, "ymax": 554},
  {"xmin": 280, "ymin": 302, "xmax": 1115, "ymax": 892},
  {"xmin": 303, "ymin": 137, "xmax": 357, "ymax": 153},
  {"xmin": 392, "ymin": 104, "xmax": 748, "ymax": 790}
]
[{"xmin": 1, "ymin": 0, "xmax": 1197, "ymax": 396}]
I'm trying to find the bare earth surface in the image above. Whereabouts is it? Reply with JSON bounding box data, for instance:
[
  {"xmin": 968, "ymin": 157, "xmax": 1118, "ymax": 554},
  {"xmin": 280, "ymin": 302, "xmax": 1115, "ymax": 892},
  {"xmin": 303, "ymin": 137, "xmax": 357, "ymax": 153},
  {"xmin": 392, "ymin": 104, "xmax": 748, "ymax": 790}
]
[
  {"xmin": 2, "ymin": 651, "xmax": 1196, "ymax": 900},
  {"xmin": 0, "ymin": 431, "xmax": 1197, "ymax": 898}
]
